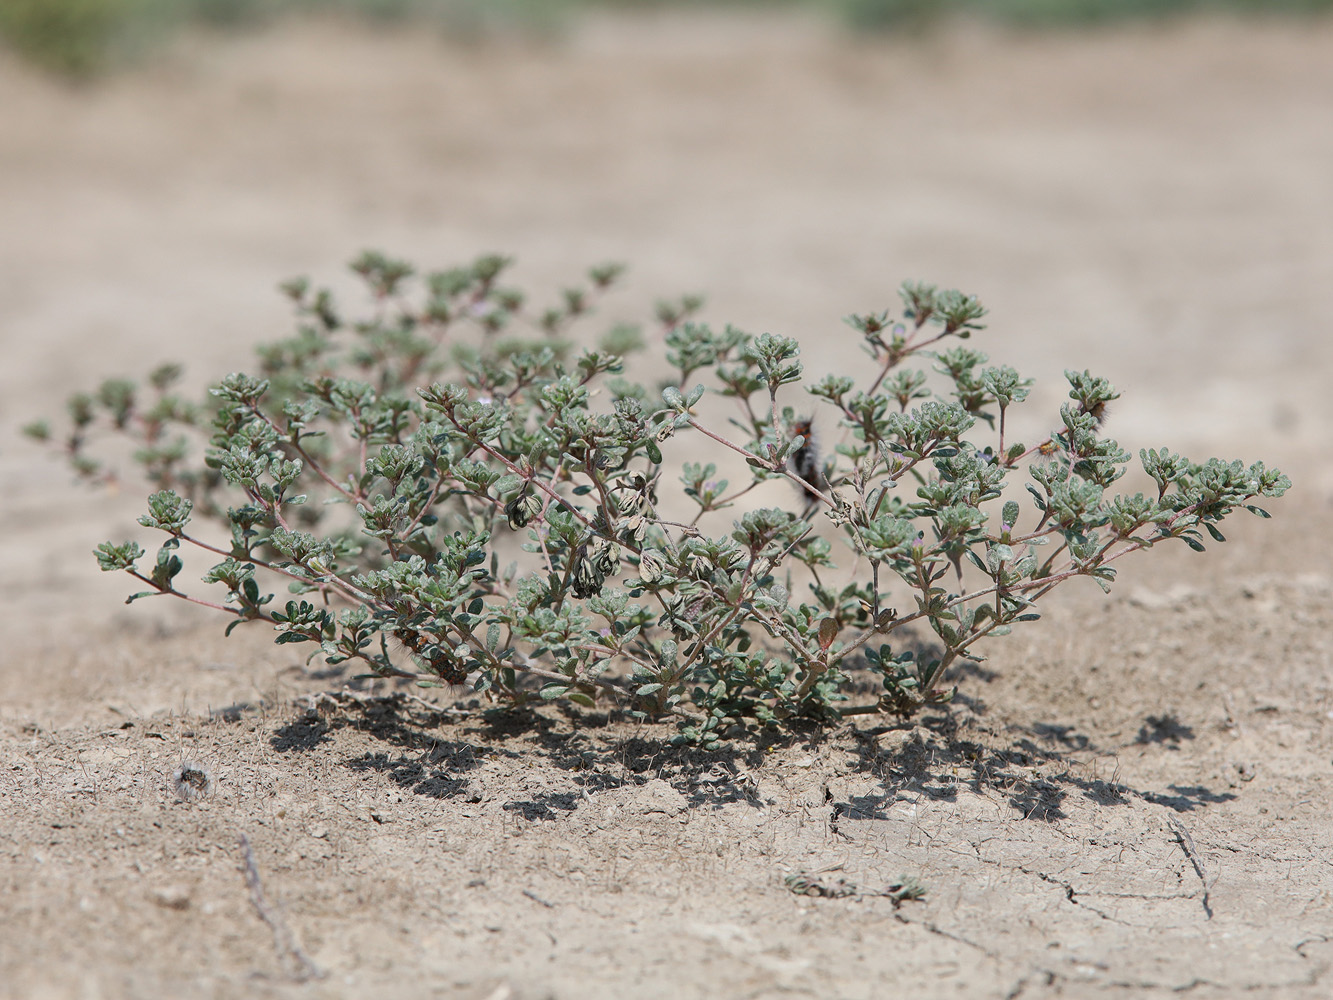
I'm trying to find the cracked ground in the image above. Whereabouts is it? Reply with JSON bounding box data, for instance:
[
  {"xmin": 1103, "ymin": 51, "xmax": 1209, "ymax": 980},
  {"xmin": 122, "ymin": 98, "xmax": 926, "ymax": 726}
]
[{"xmin": 3, "ymin": 9, "xmax": 1333, "ymax": 999}]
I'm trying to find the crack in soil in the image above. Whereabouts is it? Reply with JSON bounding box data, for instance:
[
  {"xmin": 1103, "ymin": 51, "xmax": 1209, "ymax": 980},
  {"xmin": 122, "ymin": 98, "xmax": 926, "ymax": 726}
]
[
  {"xmin": 1296, "ymin": 934, "xmax": 1332, "ymax": 960},
  {"xmin": 1028, "ymin": 869, "xmax": 1133, "ymax": 926},
  {"xmin": 966, "ymin": 843, "xmax": 1156, "ymax": 928},
  {"xmin": 899, "ymin": 913, "xmax": 1003, "ymax": 961}
]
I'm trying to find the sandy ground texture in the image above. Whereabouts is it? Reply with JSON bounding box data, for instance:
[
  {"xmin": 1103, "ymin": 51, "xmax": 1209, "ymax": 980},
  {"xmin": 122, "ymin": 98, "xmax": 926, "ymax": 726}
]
[{"xmin": 3, "ymin": 9, "xmax": 1333, "ymax": 999}]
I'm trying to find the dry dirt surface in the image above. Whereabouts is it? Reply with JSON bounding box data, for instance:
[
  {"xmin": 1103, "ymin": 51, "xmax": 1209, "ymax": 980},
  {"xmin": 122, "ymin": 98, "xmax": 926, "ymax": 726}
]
[{"xmin": 3, "ymin": 10, "xmax": 1333, "ymax": 999}]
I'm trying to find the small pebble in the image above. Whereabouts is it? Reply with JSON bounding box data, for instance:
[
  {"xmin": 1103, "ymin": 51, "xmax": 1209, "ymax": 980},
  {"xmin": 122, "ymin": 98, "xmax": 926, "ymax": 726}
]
[{"xmin": 150, "ymin": 885, "xmax": 192, "ymax": 911}]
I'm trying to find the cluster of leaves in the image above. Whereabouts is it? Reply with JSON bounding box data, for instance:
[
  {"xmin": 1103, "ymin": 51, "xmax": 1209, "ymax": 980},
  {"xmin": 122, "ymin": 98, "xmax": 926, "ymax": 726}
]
[{"xmin": 29, "ymin": 251, "xmax": 1288, "ymax": 745}]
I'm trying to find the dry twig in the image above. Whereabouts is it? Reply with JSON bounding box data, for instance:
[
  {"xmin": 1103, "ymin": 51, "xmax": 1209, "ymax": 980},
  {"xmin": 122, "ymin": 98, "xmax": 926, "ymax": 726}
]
[
  {"xmin": 238, "ymin": 833, "xmax": 323, "ymax": 981},
  {"xmin": 1168, "ymin": 817, "xmax": 1214, "ymax": 920}
]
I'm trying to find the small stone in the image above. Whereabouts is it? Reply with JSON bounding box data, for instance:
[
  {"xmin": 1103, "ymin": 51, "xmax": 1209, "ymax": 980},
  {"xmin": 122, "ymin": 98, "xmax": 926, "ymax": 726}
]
[
  {"xmin": 1126, "ymin": 584, "xmax": 1196, "ymax": 611},
  {"xmin": 150, "ymin": 885, "xmax": 192, "ymax": 911}
]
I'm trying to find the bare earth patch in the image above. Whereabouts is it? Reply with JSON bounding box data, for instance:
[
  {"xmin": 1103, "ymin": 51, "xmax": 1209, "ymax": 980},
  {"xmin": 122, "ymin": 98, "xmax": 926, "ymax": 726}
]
[{"xmin": 2, "ymin": 11, "xmax": 1332, "ymax": 999}]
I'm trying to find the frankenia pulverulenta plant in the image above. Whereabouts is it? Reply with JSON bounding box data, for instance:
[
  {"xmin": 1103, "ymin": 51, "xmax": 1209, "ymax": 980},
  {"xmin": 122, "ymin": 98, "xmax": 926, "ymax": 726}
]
[{"xmin": 27, "ymin": 251, "xmax": 1289, "ymax": 746}]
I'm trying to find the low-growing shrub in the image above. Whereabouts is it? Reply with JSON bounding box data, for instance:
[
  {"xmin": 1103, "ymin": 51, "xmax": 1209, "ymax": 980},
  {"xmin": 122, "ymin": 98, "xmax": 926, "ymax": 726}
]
[{"xmin": 28, "ymin": 252, "xmax": 1288, "ymax": 744}]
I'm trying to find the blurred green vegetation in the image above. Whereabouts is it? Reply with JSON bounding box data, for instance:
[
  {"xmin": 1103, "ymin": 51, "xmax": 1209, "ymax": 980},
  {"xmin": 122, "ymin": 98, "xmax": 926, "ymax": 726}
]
[
  {"xmin": 844, "ymin": 0, "xmax": 1333, "ymax": 29},
  {"xmin": 0, "ymin": 0, "xmax": 160, "ymax": 77},
  {"xmin": 2, "ymin": 0, "xmax": 1331, "ymax": 78},
  {"xmin": 0, "ymin": 0, "xmax": 565, "ymax": 76}
]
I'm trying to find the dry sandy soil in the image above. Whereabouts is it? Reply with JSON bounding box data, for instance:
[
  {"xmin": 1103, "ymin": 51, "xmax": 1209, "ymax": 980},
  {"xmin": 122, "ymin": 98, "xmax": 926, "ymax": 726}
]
[{"xmin": 3, "ymin": 10, "xmax": 1333, "ymax": 999}]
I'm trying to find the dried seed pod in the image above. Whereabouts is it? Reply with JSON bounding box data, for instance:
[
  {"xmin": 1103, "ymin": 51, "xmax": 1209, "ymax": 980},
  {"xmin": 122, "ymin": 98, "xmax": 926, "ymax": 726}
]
[
  {"xmin": 637, "ymin": 548, "xmax": 666, "ymax": 584},
  {"xmin": 505, "ymin": 489, "xmax": 542, "ymax": 530},
  {"xmin": 591, "ymin": 540, "xmax": 621, "ymax": 577},
  {"xmin": 621, "ymin": 513, "xmax": 647, "ymax": 546},
  {"xmin": 571, "ymin": 547, "xmax": 605, "ymax": 598},
  {"xmin": 817, "ymin": 617, "xmax": 840, "ymax": 651}
]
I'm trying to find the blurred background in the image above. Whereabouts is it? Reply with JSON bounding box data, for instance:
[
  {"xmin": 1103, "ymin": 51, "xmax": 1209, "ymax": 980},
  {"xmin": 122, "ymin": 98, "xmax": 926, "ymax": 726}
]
[
  {"xmin": 2, "ymin": 0, "xmax": 1332, "ymax": 650},
  {"xmin": 5, "ymin": 0, "xmax": 1333, "ymax": 78}
]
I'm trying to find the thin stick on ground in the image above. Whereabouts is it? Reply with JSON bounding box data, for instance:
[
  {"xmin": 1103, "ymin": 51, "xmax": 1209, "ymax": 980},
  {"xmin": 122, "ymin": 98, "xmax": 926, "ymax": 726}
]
[
  {"xmin": 1167, "ymin": 817, "xmax": 1214, "ymax": 921},
  {"xmin": 238, "ymin": 833, "xmax": 323, "ymax": 981}
]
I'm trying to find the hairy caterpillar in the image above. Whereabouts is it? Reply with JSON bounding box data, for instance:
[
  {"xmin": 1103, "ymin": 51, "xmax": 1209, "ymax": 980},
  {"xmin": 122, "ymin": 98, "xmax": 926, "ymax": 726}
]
[{"xmin": 393, "ymin": 628, "xmax": 469, "ymax": 685}]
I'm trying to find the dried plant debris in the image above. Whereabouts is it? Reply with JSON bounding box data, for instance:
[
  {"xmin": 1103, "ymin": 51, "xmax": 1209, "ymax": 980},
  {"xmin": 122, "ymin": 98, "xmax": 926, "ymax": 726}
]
[{"xmin": 785, "ymin": 870, "xmax": 926, "ymax": 905}]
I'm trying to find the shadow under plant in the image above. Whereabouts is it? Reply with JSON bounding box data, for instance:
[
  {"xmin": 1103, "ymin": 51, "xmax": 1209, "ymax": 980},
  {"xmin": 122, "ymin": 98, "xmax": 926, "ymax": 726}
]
[
  {"xmin": 269, "ymin": 690, "xmax": 772, "ymax": 815},
  {"xmin": 267, "ymin": 688, "xmax": 1236, "ymax": 827}
]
